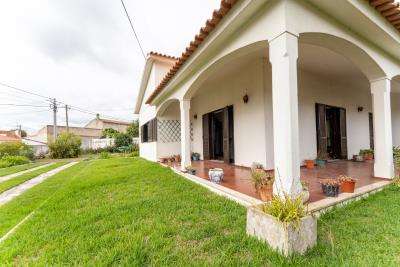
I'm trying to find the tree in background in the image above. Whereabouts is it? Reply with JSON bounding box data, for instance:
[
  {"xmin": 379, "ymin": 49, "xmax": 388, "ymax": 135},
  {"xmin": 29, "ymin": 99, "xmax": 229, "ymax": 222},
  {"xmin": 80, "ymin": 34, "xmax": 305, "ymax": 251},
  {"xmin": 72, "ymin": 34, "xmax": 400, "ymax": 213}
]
[
  {"xmin": 49, "ymin": 132, "xmax": 81, "ymax": 158},
  {"xmin": 114, "ymin": 132, "xmax": 132, "ymax": 148},
  {"xmin": 126, "ymin": 120, "xmax": 139, "ymax": 138},
  {"xmin": 101, "ymin": 128, "xmax": 120, "ymax": 139},
  {"xmin": 0, "ymin": 142, "xmax": 34, "ymax": 160},
  {"xmin": 20, "ymin": 130, "xmax": 27, "ymax": 137}
]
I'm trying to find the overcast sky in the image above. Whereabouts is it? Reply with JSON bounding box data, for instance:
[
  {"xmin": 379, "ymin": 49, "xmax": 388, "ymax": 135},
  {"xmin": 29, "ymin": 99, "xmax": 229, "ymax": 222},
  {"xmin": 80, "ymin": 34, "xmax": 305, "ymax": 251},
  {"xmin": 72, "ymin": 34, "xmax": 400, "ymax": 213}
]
[{"xmin": 0, "ymin": 0, "xmax": 220, "ymax": 134}]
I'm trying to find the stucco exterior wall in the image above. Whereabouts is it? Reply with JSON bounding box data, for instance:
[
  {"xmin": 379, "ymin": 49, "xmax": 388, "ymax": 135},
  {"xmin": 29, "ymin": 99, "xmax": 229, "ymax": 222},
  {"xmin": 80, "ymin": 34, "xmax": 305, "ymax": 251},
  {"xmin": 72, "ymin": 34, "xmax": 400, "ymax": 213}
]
[
  {"xmin": 191, "ymin": 59, "xmax": 267, "ymax": 167},
  {"xmin": 189, "ymin": 60, "xmax": 375, "ymax": 169},
  {"xmin": 297, "ymin": 69, "xmax": 372, "ymax": 164}
]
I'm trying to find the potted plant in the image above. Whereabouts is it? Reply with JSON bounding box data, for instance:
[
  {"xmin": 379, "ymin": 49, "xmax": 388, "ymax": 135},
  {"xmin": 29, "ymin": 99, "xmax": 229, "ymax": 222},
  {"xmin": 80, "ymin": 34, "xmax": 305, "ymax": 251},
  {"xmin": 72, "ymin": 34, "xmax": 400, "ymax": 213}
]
[
  {"xmin": 360, "ymin": 149, "xmax": 374, "ymax": 160},
  {"xmin": 208, "ymin": 168, "xmax": 224, "ymax": 183},
  {"xmin": 315, "ymin": 152, "xmax": 329, "ymax": 167},
  {"xmin": 305, "ymin": 159, "xmax": 315, "ymax": 169},
  {"xmin": 338, "ymin": 175, "xmax": 357, "ymax": 193},
  {"xmin": 246, "ymin": 194, "xmax": 317, "ymax": 256},
  {"xmin": 159, "ymin": 157, "xmax": 168, "ymax": 164},
  {"xmin": 320, "ymin": 178, "xmax": 340, "ymax": 197},
  {"xmin": 191, "ymin": 152, "xmax": 200, "ymax": 161},
  {"xmin": 174, "ymin": 154, "xmax": 181, "ymax": 162},
  {"xmin": 250, "ymin": 163, "xmax": 274, "ymax": 201},
  {"xmin": 185, "ymin": 165, "xmax": 196, "ymax": 175},
  {"xmin": 353, "ymin": 154, "xmax": 364, "ymax": 162},
  {"xmin": 301, "ymin": 181, "xmax": 310, "ymax": 203}
]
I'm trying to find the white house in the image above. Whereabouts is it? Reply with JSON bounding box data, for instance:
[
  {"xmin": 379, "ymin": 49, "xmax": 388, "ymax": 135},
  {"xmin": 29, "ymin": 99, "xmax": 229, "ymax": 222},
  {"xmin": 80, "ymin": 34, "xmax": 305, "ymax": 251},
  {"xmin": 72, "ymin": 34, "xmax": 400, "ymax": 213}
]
[{"xmin": 134, "ymin": 0, "xmax": 400, "ymax": 197}]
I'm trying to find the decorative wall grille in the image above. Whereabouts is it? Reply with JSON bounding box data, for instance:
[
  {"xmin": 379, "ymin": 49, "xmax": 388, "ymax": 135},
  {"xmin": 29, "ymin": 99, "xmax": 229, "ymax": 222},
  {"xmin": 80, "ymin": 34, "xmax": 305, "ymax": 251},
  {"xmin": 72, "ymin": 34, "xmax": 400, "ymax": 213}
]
[
  {"xmin": 158, "ymin": 120, "xmax": 181, "ymax": 143},
  {"xmin": 157, "ymin": 120, "xmax": 193, "ymax": 143}
]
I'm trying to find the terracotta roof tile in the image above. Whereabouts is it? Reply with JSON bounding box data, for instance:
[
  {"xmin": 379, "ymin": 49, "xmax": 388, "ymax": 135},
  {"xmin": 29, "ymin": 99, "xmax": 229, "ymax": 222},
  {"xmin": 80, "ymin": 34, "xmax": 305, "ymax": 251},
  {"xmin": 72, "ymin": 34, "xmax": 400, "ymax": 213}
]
[
  {"xmin": 147, "ymin": 51, "xmax": 179, "ymax": 60},
  {"xmin": 145, "ymin": 0, "xmax": 237, "ymax": 104},
  {"xmin": 367, "ymin": 0, "xmax": 400, "ymax": 29}
]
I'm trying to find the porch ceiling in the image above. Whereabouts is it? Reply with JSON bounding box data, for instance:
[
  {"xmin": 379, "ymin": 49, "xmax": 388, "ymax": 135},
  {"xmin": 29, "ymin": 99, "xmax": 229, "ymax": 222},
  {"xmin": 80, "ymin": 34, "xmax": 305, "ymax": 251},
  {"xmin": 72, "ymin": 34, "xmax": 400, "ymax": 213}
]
[{"xmin": 196, "ymin": 43, "xmax": 373, "ymax": 94}]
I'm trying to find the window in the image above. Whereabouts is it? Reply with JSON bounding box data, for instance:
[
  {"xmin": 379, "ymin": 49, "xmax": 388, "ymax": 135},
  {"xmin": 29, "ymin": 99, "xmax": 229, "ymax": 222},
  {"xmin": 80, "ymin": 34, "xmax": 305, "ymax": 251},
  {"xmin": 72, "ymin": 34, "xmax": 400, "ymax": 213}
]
[{"xmin": 141, "ymin": 118, "xmax": 157, "ymax": 143}]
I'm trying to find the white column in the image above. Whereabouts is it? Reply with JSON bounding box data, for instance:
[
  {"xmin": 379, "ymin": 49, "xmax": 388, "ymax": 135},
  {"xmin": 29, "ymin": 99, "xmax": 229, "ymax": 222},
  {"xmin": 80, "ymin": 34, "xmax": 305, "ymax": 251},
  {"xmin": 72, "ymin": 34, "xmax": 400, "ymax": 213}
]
[
  {"xmin": 180, "ymin": 99, "xmax": 191, "ymax": 171},
  {"xmin": 269, "ymin": 32, "xmax": 302, "ymax": 197},
  {"xmin": 371, "ymin": 78, "xmax": 394, "ymax": 178}
]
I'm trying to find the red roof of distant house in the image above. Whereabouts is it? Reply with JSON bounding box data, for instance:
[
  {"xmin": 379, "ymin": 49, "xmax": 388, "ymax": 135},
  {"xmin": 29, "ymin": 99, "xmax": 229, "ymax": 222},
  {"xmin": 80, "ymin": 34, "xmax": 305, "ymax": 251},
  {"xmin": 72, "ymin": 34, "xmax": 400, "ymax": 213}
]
[{"xmin": 0, "ymin": 130, "xmax": 21, "ymax": 142}]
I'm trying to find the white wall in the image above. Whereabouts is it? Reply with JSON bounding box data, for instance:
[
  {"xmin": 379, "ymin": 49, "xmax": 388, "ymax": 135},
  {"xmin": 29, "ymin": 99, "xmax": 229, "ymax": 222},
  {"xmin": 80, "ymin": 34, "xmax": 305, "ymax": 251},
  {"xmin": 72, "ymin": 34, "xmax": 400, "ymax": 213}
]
[
  {"xmin": 157, "ymin": 101, "xmax": 181, "ymax": 158},
  {"xmin": 189, "ymin": 59, "xmax": 375, "ymax": 169},
  {"xmin": 191, "ymin": 58, "xmax": 267, "ymax": 167},
  {"xmin": 297, "ymin": 69, "xmax": 372, "ymax": 164}
]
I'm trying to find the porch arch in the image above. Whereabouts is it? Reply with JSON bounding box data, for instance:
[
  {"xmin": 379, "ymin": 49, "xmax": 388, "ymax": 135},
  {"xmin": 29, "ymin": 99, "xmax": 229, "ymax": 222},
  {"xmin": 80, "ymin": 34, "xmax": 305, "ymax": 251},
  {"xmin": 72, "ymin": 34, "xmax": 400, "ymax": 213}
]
[
  {"xmin": 299, "ymin": 32, "xmax": 387, "ymax": 81},
  {"xmin": 156, "ymin": 98, "xmax": 180, "ymax": 117},
  {"xmin": 182, "ymin": 41, "xmax": 267, "ymax": 100}
]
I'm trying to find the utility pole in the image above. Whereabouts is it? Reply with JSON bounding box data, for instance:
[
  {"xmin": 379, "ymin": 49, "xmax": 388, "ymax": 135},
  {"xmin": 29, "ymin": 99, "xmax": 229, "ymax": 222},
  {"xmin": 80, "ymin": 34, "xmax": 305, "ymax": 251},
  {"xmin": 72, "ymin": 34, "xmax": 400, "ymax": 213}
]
[
  {"xmin": 65, "ymin": 104, "xmax": 69, "ymax": 132},
  {"xmin": 51, "ymin": 98, "xmax": 58, "ymax": 141}
]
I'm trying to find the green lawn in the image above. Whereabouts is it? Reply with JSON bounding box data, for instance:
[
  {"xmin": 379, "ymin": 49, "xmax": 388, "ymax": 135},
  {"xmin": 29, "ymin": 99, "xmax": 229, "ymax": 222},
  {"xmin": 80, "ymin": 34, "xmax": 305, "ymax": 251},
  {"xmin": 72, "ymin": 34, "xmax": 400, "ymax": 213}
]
[
  {"xmin": 0, "ymin": 162, "xmax": 48, "ymax": 177},
  {"xmin": 0, "ymin": 157, "xmax": 399, "ymax": 266},
  {"xmin": 0, "ymin": 162, "xmax": 67, "ymax": 194}
]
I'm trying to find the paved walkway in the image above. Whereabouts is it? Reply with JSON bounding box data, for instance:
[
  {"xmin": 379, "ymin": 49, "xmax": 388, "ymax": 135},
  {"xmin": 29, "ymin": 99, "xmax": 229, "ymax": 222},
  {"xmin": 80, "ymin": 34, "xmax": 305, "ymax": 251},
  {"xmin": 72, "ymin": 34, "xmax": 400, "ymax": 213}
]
[
  {"xmin": 0, "ymin": 162, "xmax": 78, "ymax": 207},
  {"xmin": 0, "ymin": 162, "xmax": 55, "ymax": 183}
]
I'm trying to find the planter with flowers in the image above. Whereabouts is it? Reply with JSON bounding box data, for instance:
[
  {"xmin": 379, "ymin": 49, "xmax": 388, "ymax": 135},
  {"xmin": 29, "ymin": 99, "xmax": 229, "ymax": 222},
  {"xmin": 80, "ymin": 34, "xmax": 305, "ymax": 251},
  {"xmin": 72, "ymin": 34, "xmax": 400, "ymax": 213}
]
[
  {"xmin": 320, "ymin": 178, "xmax": 340, "ymax": 197},
  {"xmin": 360, "ymin": 149, "xmax": 374, "ymax": 161},
  {"xmin": 338, "ymin": 175, "xmax": 357, "ymax": 193},
  {"xmin": 250, "ymin": 162, "xmax": 274, "ymax": 201},
  {"xmin": 185, "ymin": 165, "xmax": 196, "ymax": 175}
]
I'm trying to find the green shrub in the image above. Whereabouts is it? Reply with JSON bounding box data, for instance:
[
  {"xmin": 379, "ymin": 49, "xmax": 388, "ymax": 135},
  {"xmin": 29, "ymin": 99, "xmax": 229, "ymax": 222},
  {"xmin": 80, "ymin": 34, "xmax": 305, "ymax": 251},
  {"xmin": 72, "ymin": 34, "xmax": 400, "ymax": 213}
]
[
  {"xmin": 101, "ymin": 128, "xmax": 120, "ymax": 138},
  {"xmin": 0, "ymin": 142, "xmax": 34, "ymax": 160},
  {"xmin": 0, "ymin": 155, "xmax": 31, "ymax": 168},
  {"xmin": 99, "ymin": 151, "xmax": 111, "ymax": 159},
  {"xmin": 114, "ymin": 132, "xmax": 132, "ymax": 148},
  {"xmin": 49, "ymin": 132, "xmax": 81, "ymax": 159},
  {"xmin": 262, "ymin": 194, "xmax": 307, "ymax": 224},
  {"xmin": 127, "ymin": 151, "xmax": 139, "ymax": 158}
]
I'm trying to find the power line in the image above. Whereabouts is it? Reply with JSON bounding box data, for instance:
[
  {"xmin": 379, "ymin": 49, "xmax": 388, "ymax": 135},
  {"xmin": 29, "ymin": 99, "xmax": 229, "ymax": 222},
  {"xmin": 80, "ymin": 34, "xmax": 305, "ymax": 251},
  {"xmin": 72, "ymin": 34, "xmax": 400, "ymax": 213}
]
[
  {"xmin": 0, "ymin": 82, "xmax": 50, "ymax": 100},
  {"xmin": 0, "ymin": 81, "xmax": 131, "ymax": 122},
  {"xmin": 120, "ymin": 0, "xmax": 146, "ymax": 60},
  {"xmin": 0, "ymin": 103, "xmax": 49, "ymax": 108}
]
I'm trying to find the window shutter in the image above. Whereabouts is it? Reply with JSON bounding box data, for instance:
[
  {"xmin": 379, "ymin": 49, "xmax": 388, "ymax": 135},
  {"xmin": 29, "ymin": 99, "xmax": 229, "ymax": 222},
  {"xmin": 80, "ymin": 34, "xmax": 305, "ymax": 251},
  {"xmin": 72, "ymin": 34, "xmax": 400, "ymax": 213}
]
[
  {"xmin": 152, "ymin": 119, "xmax": 158, "ymax": 142},
  {"xmin": 140, "ymin": 125, "xmax": 144, "ymax": 143}
]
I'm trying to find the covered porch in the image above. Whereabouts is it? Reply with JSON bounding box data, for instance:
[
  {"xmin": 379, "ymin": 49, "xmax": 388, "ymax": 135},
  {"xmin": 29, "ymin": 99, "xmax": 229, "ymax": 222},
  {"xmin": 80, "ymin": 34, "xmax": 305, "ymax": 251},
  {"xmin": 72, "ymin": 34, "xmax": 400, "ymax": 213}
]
[{"xmin": 167, "ymin": 160, "xmax": 389, "ymax": 204}]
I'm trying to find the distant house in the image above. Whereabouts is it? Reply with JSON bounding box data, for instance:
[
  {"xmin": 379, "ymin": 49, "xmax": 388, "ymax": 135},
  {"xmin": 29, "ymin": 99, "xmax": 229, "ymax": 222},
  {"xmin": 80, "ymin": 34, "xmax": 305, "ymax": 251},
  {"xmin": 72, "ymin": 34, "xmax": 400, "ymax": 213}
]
[
  {"xmin": 28, "ymin": 125, "xmax": 103, "ymax": 149},
  {"xmin": 28, "ymin": 115, "xmax": 132, "ymax": 149},
  {"xmin": 22, "ymin": 138, "xmax": 48, "ymax": 156},
  {"xmin": 85, "ymin": 114, "xmax": 131, "ymax": 133},
  {"xmin": 0, "ymin": 130, "xmax": 21, "ymax": 143}
]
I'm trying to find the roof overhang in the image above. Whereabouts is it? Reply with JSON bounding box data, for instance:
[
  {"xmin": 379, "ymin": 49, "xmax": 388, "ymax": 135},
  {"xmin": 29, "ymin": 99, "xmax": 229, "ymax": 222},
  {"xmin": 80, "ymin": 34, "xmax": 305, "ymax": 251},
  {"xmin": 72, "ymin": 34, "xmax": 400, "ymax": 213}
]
[
  {"xmin": 134, "ymin": 56, "xmax": 155, "ymax": 114},
  {"xmin": 145, "ymin": 0, "xmax": 400, "ymax": 106}
]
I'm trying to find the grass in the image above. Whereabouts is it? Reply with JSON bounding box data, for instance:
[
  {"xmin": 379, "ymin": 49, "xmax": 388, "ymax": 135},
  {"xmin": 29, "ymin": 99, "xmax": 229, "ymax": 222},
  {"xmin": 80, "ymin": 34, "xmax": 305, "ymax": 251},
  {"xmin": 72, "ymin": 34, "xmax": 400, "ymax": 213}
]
[
  {"xmin": 0, "ymin": 162, "xmax": 67, "ymax": 194},
  {"xmin": 0, "ymin": 157, "xmax": 399, "ymax": 266},
  {"xmin": 0, "ymin": 162, "xmax": 48, "ymax": 177}
]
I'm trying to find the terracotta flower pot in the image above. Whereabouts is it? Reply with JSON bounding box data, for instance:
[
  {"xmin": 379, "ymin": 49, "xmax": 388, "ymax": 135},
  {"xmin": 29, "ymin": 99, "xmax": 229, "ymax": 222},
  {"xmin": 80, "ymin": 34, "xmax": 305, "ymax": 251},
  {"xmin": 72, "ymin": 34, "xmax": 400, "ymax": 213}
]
[
  {"xmin": 365, "ymin": 154, "xmax": 373, "ymax": 160},
  {"xmin": 259, "ymin": 184, "xmax": 273, "ymax": 201},
  {"xmin": 174, "ymin": 155, "xmax": 181, "ymax": 162},
  {"xmin": 340, "ymin": 180, "xmax": 356, "ymax": 193},
  {"xmin": 305, "ymin": 160, "xmax": 315, "ymax": 169}
]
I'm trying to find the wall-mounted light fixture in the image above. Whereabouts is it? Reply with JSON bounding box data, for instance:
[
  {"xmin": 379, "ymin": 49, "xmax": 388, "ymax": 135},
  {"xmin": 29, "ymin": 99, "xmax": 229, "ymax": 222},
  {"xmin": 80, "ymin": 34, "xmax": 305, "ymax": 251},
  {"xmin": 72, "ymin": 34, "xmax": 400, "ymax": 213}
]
[
  {"xmin": 243, "ymin": 94, "xmax": 249, "ymax": 104},
  {"xmin": 357, "ymin": 106, "xmax": 364, "ymax": 112},
  {"xmin": 194, "ymin": 114, "xmax": 198, "ymax": 120}
]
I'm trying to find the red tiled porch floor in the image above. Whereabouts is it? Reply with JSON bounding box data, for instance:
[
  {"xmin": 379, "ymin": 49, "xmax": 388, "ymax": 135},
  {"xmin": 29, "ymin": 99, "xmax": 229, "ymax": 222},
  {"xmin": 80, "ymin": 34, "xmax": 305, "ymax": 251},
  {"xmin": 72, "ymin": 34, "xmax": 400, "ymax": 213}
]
[{"xmin": 168, "ymin": 160, "xmax": 388, "ymax": 203}]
